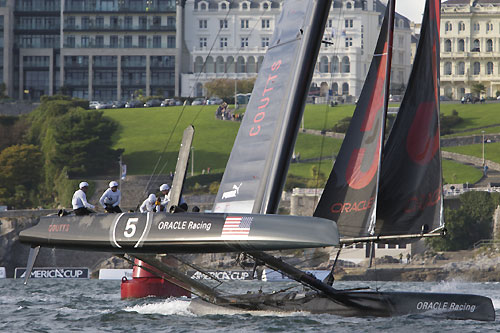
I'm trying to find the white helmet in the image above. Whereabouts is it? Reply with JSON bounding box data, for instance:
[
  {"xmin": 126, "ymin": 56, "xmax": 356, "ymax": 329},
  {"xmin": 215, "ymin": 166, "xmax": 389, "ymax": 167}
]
[
  {"xmin": 109, "ymin": 181, "xmax": 119, "ymax": 188},
  {"xmin": 79, "ymin": 181, "xmax": 89, "ymax": 189},
  {"xmin": 148, "ymin": 194, "xmax": 157, "ymax": 203},
  {"xmin": 160, "ymin": 184, "xmax": 170, "ymax": 191}
]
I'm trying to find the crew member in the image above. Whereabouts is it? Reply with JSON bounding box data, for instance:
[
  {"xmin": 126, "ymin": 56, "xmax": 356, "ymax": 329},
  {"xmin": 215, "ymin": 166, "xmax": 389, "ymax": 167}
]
[
  {"xmin": 99, "ymin": 181, "xmax": 122, "ymax": 213},
  {"xmin": 72, "ymin": 182, "xmax": 95, "ymax": 216},
  {"xmin": 159, "ymin": 183, "xmax": 188, "ymax": 211},
  {"xmin": 140, "ymin": 194, "xmax": 156, "ymax": 213}
]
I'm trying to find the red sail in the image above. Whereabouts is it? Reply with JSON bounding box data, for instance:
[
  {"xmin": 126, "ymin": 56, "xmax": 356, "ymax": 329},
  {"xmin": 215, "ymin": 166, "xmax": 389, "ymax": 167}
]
[
  {"xmin": 314, "ymin": 2, "xmax": 394, "ymax": 238},
  {"xmin": 376, "ymin": 0, "xmax": 443, "ymax": 236}
]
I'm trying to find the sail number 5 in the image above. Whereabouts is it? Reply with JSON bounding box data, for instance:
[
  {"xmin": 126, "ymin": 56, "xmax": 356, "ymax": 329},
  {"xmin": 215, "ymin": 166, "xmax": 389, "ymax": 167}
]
[{"xmin": 124, "ymin": 218, "xmax": 138, "ymax": 238}]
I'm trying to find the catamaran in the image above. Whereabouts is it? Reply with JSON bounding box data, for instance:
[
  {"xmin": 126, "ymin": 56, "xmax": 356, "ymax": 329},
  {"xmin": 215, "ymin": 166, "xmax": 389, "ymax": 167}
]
[{"xmin": 19, "ymin": 0, "xmax": 495, "ymax": 321}]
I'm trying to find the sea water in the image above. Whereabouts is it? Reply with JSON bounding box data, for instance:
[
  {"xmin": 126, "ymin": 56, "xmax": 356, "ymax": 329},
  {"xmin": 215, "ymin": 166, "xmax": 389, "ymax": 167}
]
[{"xmin": 1, "ymin": 279, "xmax": 499, "ymax": 332}]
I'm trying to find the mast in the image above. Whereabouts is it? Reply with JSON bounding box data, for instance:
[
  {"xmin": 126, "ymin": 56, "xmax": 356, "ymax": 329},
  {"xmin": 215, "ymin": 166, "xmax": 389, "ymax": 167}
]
[{"xmin": 213, "ymin": 0, "xmax": 333, "ymax": 215}]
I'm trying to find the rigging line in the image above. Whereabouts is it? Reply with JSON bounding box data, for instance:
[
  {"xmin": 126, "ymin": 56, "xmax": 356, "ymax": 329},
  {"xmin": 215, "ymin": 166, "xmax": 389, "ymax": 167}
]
[
  {"xmin": 312, "ymin": 4, "xmax": 345, "ymax": 207},
  {"xmin": 189, "ymin": 8, "xmax": 269, "ymax": 125},
  {"xmin": 143, "ymin": 4, "xmax": 236, "ymax": 192},
  {"xmin": 154, "ymin": 7, "xmax": 268, "ymax": 178}
]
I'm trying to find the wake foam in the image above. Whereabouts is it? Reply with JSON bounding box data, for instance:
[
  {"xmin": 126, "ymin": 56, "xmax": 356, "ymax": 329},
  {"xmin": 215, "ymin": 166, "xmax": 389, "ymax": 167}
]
[{"xmin": 124, "ymin": 298, "xmax": 194, "ymax": 316}]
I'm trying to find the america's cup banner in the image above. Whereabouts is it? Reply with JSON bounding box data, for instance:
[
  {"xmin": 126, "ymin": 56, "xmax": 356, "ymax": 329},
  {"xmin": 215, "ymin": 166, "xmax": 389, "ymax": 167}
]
[{"xmin": 214, "ymin": 0, "xmax": 332, "ymax": 214}]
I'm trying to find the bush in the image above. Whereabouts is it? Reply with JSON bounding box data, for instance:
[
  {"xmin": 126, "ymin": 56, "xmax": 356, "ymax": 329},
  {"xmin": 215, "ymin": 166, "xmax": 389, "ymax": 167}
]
[{"xmin": 440, "ymin": 110, "xmax": 462, "ymax": 135}]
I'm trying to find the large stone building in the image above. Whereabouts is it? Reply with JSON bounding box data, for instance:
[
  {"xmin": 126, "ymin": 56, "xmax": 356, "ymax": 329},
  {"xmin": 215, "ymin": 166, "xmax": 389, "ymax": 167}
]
[
  {"xmin": 181, "ymin": 0, "xmax": 412, "ymax": 100},
  {"xmin": 1, "ymin": 0, "xmax": 179, "ymax": 101},
  {"xmin": 441, "ymin": 0, "xmax": 500, "ymax": 99},
  {"xmin": 0, "ymin": 0, "xmax": 412, "ymax": 101}
]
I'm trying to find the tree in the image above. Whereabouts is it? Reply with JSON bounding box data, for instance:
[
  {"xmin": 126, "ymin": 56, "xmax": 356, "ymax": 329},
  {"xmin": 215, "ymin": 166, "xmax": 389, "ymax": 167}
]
[
  {"xmin": 471, "ymin": 82, "xmax": 486, "ymax": 98},
  {"xmin": 51, "ymin": 109, "xmax": 123, "ymax": 176},
  {"xmin": 427, "ymin": 191, "xmax": 495, "ymax": 251},
  {"xmin": 204, "ymin": 78, "xmax": 256, "ymax": 99},
  {"xmin": 0, "ymin": 144, "xmax": 42, "ymax": 208}
]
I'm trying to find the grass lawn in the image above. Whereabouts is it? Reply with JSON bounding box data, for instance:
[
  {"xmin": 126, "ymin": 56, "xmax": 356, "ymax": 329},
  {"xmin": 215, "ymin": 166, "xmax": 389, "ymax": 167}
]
[
  {"xmin": 442, "ymin": 159, "xmax": 483, "ymax": 185},
  {"xmin": 103, "ymin": 106, "xmax": 342, "ymax": 177},
  {"xmin": 442, "ymin": 142, "xmax": 500, "ymax": 165},
  {"xmin": 102, "ymin": 103, "xmax": 500, "ymax": 186}
]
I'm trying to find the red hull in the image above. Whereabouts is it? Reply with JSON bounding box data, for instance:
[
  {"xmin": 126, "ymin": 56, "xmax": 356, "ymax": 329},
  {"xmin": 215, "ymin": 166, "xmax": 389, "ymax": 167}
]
[{"xmin": 120, "ymin": 259, "xmax": 191, "ymax": 299}]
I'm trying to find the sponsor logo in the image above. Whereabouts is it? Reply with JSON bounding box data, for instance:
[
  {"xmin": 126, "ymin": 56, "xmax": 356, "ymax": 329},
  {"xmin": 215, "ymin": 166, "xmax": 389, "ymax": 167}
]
[
  {"xmin": 330, "ymin": 196, "xmax": 375, "ymax": 214},
  {"xmin": 221, "ymin": 216, "xmax": 253, "ymax": 238},
  {"xmin": 157, "ymin": 220, "xmax": 212, "ymax": 231},
  {"xmin": 416, "ymin": 301, "xmax": 476, "ymax": 313},
  {"xmin": 15, "ymin": 267, "xmax": 89, "ymax": 279},
  {"xmin": 190, "ymin": 270, "xmax": 252, "ymax": 281},
  {"xmin": 249, "ymin": 60, "xmax": 281, "ymax": 137},
  {"xmin": 404, "ymin": 187, "xmax": 440, "ymax": 214},
  {"xmin": 48, "ymin": 224, "xmax": 70, "ymax": 232},
  {"xmin": 222, "ymin": 183, "xmax": 242, "ymax": 200}
]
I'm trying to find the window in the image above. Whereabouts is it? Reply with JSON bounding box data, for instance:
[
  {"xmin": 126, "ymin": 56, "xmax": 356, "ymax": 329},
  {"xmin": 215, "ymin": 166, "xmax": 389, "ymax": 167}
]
[
  {"xmin": 241, "ymin": 19, "xmax": 249, "ymax": 29},
  {"xmin": 242, "ymin": 2, "xmax": 248, "ymax": 10},
  {"xmin": 153, "ymin": 36, "xmax": 161, "ymax": 48},
  {"xmin": 199, "ymin": 19, "xmax": 207, "ymax": 29},
  {"xmin": 474, "ymin": 22, "xmax": 480, "ymax": 32},
  {"xmin": 457, "ymin": 62, "xmax": 465, "ymax": 75},
  {"xmin": 240, "ymin": 37, "xmax": 248, "ymax": 48},
  {"xmin": 319, "ymin": 56, "xmax": 328, "ymax": 73},
  {"xmin": 473, "ymin": 62, "xmax": 480, "ymax": 75},
  {"xmin": 110, "ymin": 35, "xmax": 118, "ymax": 48},
  {"xmin": 96, "ymin": 35, "xmax": 104, "ymax": 48},
  {"xmin": 344, "ymin": 19, "xmax": 353, "ymax": 28},
  {"xmin": 346, "ymin": 2, "xmax": 352, "ymax": 9},
  {"xmin": 125, "ymin": 16, "xmax": 132, "ymax": 27},
  {"xmin": 459, "ymin": 21, "xmax": 465, "ymax": 32},
  {"xmin": 444, "ymin": 62, "xmax": 452, "ymax": 75},
  {"xmin": 199, "ymin": 37, "xmax": 207, "ymax": 48},
  {"xmin": 487, "ymin": 22, "xmax": 493, "ymax": 32},
  {"xmin": 124, "ymin": 35, "xmax": 132, "ymax": 47},
  {"xmin": 458, "ymin": 39, "xmax": 465, "ymax": 52},
  {"xmin": 262, "ymin": 19, "xmax": 270, "ymax": 29},
  {"xmin": 167, "ymin": 36, "xmax": 175, "ymax": 48},
  {"xmin": 220, "ymin": 2, "xmax": 227, "ymax": 10},
  {"xmin": 328, "ymin": 19, "xmax": 332, "ymax": 28},
  {"xmin": 261, "ymin": 37, "xmax": 269, "ymax": 47},
  {"xmin": 331, "ymin": 56, "xmax": 339, "ymax": 73},
  {"xmin": 96, "ymin": 16, "xmax": 104, "ymax": 28},
  {"xmin": 139, "ymin": 35, "xmax": 146, "ymax": 48},
  {"xmin": 200, "ymin": 3, "xmax": 207, "ymax": 10},
  {"xmin": 345, "ymin": 37, "xmax": 352, "ymax": 48},
  {"xmin": 342, "ymin": 82, "xmax": 349, "ymax": 95},
  {"xmin": 81, "ymin": 35, "xmax": 89, "ymax": 47},
  {"xmin": 472, "ymin": 39, "xmax": 480, "ymax": 52},
  {"xmin": 220, "ymin": 37, "xmax": 227, "ymax": 48},
  {"xmin": 487, "ymin": 39, "xmax": 493, "ymax": 52},
  {"xmin": 444, "ymin": 39, "xmax": 451, "ymax": 52},
  {"xmin": 487, "ymin": 62, "xmax": 493, "ymax": 75},
  {"xmin": 66, "ymin": 36, "xmax": 75, "ymax": 47},
  {"xmin": 262, "ymin": 2, "xmax": 269, "ymax": 10},
  {"xmin": 219, "ymin": 19, "xmax": 228, "ymax": 29},
  {"xmin": 341, "ymin": 56, "xmax": 350, "ymax": 73},
  {"xmin": 445, "ymin": 21, "xmax": 452, "ymax": 32}
]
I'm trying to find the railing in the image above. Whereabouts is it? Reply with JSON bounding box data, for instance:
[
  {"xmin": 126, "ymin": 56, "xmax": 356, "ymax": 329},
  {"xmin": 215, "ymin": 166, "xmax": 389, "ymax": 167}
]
[
  {"xmin": 64, "ymin": 5, "xmax": 175, "ymax": 13},
  {"xmin": 64, "ymin": 24, "xmax": 175, "ymax": 32},
  {"xmin": 473, "ymin": 239, "xmax": 500, "ymax": 249}
]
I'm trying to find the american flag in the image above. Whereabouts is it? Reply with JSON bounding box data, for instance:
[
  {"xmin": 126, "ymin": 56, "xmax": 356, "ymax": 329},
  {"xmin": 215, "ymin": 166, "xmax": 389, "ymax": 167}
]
[{"xmin": 221, "ymin": 216, "xmax": 253, "ymax": 238}]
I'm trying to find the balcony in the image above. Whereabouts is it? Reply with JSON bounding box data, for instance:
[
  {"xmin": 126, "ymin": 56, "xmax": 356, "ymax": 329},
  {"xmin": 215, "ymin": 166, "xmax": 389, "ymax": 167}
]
[
  {"xmin": 64, "ymin": 24, "xmax": 175, "ymax": 32},
  {"xmin": 64, "ymin": 4, "xmax": 175, "ymax": 13}
]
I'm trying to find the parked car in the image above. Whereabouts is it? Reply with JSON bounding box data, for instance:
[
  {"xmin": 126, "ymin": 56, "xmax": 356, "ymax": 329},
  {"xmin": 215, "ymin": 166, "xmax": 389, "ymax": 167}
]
[
  {"xmin": 125, "ymin": 100, "xmax": 144, "ymax": 108},
  {"xmin": 96, "ymin": 101, "xmax": 113, "ymax": 109},
  {"xmin": 191, "ymin": 98, "xmax": 205, "ymax": 105},
  {"xmin": 113, "ymin": 100, "xmax": 127, "ymax": 108},
  {"xmin": 89, "ymin": 101, "xmax": 99, "ymax": 109},
  {"xmin": 145, "ymin": 99, "xmax": 161, "ymax": 107},
  {"xmin": 161, "ymin": 99, "xmax": 174, "ymax": 107},
  {"xmin": 207, "ymin": 97, "xmax": 223, "ymax": 105}
]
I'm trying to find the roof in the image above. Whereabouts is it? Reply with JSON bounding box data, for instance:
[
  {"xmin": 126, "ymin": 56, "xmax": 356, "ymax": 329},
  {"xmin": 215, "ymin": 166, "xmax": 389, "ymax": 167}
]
[{"xmin": 443, "ymin": 0, "xmax": 500, "ymax": 5}]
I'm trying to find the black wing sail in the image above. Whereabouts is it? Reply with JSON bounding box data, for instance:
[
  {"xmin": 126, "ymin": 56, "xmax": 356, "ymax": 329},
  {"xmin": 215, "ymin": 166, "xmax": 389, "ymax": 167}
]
[
  {"xmin": 376, "ymin": 0, "xmax": 443, "ymax": 236},
  {"xmin": 314, "ymin": 2, "xmax": 394, "ymax": 238},
  {"xmin": 213, "ymin": 0, "xmax": 333, "ymax": 214}
]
